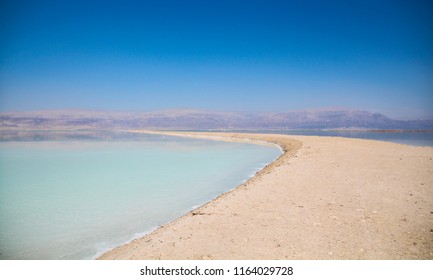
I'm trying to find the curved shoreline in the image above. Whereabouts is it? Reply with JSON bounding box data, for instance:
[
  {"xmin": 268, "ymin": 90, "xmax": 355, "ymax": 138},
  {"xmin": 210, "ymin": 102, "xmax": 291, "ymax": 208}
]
[
  {"xmin": 97, "ymin": 131, "xmax": 302, "ymax": 259},
  {"xmin": 98, "ymin": 132, "xmax": 433, "ymax": 259}
]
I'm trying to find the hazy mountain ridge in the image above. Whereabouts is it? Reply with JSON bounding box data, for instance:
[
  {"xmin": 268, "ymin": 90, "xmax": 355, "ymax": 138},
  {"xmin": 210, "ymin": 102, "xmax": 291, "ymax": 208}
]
[{"xmin": 1, "ymin": 109, "xmax": 432, "ymax": 130}]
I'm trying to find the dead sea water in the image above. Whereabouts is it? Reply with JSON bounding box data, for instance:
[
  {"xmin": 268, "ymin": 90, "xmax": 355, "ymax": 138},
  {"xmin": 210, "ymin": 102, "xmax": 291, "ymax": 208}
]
[{"xmin": 0, "ymin": 131, "xmax": 281, "ymax": 259}]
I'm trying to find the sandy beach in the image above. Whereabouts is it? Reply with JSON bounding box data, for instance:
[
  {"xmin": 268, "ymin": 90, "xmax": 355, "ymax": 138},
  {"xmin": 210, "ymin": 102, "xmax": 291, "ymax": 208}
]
[{"xmin": 98, "ymin": 132, "xmax": 433, "ymax": 260}]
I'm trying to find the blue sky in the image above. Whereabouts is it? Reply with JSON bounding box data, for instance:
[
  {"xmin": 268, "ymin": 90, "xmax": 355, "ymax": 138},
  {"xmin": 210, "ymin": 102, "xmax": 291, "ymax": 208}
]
[{"xmin": 1, "ymin": 0, "xmax": 432, "ymax": 119}]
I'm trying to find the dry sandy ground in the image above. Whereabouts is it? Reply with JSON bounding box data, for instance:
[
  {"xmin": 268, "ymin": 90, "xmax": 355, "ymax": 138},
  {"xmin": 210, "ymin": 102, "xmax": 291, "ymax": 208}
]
[{"xmin": 98, "ymin": 132, "xmax": 433, "ymax": 260}]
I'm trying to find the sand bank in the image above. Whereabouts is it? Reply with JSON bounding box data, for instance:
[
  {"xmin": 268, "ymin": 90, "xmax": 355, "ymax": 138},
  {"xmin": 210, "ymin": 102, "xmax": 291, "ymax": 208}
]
[{"xmin": 98, "ymin": 132, "xmax": 433, "ymax": 259}]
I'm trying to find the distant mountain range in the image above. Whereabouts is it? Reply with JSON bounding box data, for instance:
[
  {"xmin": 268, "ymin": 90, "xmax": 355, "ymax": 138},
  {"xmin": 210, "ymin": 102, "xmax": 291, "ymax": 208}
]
[{"xmin": 1, "ymin": 109, "xmax": 432, "ymax": 130}]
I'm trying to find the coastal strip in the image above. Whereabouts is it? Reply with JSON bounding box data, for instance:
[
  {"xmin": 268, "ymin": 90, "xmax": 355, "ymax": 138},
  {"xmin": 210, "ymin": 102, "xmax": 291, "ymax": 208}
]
[{"xmin": 98, "ymin": 132, "xmax": 433, "ymax": 259}]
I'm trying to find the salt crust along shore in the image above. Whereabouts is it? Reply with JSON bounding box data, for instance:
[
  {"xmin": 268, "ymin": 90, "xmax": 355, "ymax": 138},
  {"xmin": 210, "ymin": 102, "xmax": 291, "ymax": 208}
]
[{"xmin": 98, "ymin": 131, "xmax": 433, "ymax": 260}]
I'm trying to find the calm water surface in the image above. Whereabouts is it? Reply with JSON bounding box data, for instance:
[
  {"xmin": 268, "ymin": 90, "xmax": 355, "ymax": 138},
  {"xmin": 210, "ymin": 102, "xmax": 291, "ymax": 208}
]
[{"xmin": 0, "ymin": 131, "xmax": 281, "ymax": 259}]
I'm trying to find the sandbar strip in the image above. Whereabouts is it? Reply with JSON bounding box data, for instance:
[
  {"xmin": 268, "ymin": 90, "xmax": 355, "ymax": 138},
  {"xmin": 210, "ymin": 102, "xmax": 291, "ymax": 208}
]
[{"xmin": 99, "ymin": 132, "xmax": 433, "ymax": 259}]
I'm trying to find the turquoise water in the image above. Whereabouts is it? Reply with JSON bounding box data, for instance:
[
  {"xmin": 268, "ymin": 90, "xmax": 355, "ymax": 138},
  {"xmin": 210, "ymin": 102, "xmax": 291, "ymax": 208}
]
[{"xmin": 0, "ymin": 131, "xmax": 281, "ymax": 259}]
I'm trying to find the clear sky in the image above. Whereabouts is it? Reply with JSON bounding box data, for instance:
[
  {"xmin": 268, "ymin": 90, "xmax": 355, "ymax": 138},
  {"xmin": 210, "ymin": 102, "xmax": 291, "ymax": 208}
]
[{"xmin": 1, "ymin": 0, "xmax": 432, "ymax": 119}]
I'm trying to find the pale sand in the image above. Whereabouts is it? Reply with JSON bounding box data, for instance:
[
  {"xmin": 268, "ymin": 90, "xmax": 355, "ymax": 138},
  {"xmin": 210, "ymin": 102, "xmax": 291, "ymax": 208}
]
[{"xmin": 98, "ymin": 132, "xmax": 433, "ymax": 260}]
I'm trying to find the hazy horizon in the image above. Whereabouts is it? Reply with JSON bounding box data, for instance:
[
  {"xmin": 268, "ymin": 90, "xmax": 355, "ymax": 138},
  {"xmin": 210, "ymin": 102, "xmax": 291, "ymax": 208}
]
[
  {"xmin": 1, "ymin": 0, "xmax": 432, "ymax": 120},
  {"xmin": 1, "ymin": 106, "xmax": 433, "ymax": 122}
]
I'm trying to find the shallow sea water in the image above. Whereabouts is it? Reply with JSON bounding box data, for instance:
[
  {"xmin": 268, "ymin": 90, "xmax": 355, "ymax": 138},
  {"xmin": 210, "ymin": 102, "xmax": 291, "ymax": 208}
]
[{"xmin": 0, "ymin": 131, "xmax": 281, "ymax": 259}]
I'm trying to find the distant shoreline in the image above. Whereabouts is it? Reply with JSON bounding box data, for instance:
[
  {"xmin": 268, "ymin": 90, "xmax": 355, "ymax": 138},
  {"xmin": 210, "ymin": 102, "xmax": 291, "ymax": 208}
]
[
  {"xmin": 2, "ymin": 109, "xmax": 432, "ymax": 132},
  {"xmin": 1, "ymin": 128, "xmax": 432, "ymax": 132},
  {"xmin": 331, "ymin": 129, "xmax": 433, "ymax": 133},
  {"xmin": 2, "ymin": 129, "xmax": 432, "ymax": 148},
  {"xmin": 99, "ymin": 131, "xmax": 433, "ymax": 259}
]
